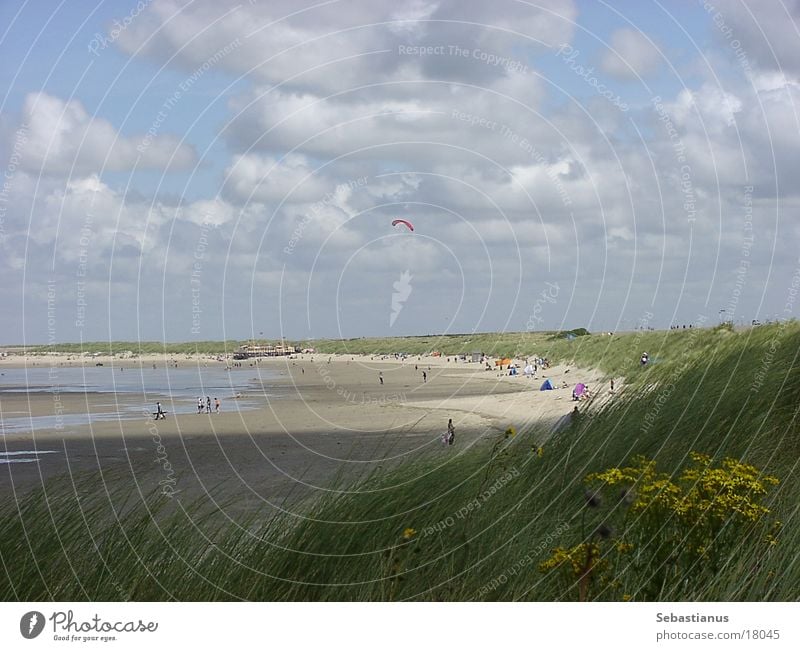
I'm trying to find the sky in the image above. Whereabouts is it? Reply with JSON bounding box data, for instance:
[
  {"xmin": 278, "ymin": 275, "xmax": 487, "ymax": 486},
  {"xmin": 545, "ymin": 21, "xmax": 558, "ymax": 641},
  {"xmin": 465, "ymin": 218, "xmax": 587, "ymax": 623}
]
[{"xmin": 1, "ymin": 0, "xmax": 799, "ymax": 344}]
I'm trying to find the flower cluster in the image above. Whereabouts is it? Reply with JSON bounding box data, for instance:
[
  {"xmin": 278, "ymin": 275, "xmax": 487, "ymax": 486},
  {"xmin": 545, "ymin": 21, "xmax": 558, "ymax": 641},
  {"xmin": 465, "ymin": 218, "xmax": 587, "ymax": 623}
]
[
  {"xmin": 585, "ymin": 453, "xmax": 779, "ymax": 529},
  {"xmin": 539, "ymin": 542, "xmax": 603, "ymax": 576},
  {"xmin": 677, "ymin": 452, "xmax": 779, "ymax": 523},
  {"xmin": 540, "ymin": 452, "xmax": 780, "ymax": 601}
]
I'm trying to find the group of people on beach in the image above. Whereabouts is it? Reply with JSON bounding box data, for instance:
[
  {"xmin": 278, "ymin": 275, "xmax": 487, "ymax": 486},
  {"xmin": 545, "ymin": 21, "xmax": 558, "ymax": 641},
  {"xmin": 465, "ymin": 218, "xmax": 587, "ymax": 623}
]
[
  {"xmin": 571, "ymin": 385, "xmax": 592, "ymax": 401},
  {"xmin": 197, "ymin": 396, "xmax": 220, "ymax": 414},
  {"xmin": 153, "ymin": 396, "xmax": 222, "ymax": 420}
]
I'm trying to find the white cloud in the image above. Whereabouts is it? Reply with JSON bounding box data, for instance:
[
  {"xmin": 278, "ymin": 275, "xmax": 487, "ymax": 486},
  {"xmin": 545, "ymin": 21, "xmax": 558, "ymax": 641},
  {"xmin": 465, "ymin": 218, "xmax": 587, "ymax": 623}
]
[
  {"xmin": 601, "ymin": 28, "xmax": 661, "ymax": 79},
  {"xmin": 17, "ymin": 93, "xmax": 196, "ymax": 175},
  {"xmin": 669, "ymin": 85, "xmax": 743, "ymax": 130},
  {"xmin": 710, "ymin": 0, "xmax": 800, "ymax": 76},
  {"xmin": 224, "ymin": 153, "xmax": 340, "ymax": 204},
  {"xmin": 114, "ymin": 0, "xmax": 576, "ymax": 91}
]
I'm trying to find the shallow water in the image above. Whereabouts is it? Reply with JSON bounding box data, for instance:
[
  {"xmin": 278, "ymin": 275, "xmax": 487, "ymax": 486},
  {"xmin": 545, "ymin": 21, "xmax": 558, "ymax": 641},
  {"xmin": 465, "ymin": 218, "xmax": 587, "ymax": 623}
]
[
  {"xmin": 0, "ymin": 364, "xmax": 281, "ymax": 434},
  {"xmin": 0, "ymin": 364, "xmax": 278, "ymax": 397},
  {"xmin": 0, "ymin": 449, "xmax": 59, "ymax": 464}
]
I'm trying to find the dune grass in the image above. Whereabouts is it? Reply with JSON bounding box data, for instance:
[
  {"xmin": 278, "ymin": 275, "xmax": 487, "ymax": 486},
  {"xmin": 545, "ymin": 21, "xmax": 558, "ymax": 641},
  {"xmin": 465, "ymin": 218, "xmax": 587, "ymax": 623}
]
[
  {"xmin": 1, "ymin": 323, "xmax": 798, "ymax": 601},
  {"xmin": 16, "ymin": 331, "xmax": 563, "ymax": 357}
]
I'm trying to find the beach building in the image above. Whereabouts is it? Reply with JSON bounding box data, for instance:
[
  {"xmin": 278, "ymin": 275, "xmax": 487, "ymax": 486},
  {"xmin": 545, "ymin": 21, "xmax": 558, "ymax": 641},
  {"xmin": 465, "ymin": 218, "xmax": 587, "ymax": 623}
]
[{"xmin": 233, "ymin": 341, "xmax": 298, "ymax": 359}]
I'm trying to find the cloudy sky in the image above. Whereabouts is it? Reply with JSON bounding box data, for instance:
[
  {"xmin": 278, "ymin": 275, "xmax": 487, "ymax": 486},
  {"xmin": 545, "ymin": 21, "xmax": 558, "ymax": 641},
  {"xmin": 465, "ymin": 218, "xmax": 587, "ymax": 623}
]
[{"xmin": 1, "ymin": 0, "xmax": 799, "ymax": 344}]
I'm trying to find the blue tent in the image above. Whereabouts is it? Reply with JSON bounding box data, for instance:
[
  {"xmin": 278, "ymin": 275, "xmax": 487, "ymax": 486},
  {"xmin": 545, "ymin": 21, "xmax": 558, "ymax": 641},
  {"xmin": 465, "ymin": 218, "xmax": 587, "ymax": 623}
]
[{"xmin": 540, "ymin": 378, "xmax": 554, "ymax": 391}]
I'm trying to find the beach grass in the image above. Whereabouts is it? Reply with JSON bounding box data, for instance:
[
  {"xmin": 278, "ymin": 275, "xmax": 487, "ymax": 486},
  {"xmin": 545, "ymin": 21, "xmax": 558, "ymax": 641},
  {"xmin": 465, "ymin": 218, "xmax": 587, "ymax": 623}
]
[{"xmin": 1, "ymin": 322, "xmax": 798, "ymax": 601}]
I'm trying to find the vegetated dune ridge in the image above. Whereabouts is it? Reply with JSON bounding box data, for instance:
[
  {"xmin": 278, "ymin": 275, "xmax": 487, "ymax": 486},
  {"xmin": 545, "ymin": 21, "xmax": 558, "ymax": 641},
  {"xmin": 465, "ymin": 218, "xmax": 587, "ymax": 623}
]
[{"xmin": 1, "ymin": 323, "xmax": 797, "ymax": 601}]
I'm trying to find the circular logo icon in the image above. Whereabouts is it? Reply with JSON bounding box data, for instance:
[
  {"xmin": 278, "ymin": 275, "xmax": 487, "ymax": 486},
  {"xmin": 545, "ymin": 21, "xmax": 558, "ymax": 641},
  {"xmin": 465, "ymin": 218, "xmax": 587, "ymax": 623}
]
[{"xmin": 20, "ymin": 611, "xmax": 45, "ymax": 639}]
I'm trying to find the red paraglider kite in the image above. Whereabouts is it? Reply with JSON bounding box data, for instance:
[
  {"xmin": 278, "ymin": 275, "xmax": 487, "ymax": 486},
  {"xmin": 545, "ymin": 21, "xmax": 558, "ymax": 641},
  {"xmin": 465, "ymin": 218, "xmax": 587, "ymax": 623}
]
[{"xmin": 391, "ymin": 218, "xmax": 414, "ymax": 232}]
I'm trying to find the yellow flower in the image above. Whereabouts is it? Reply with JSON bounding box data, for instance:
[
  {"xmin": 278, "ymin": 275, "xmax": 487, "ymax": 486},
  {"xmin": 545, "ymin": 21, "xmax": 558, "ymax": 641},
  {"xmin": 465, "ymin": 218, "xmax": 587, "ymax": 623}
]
[
  {"xmin": 622, "ymin": 594, "xmax": 632, "ymax": 602},
  {"xmin": 505, "ymin": 426, "xmax": 517, "ymax": 438},
  {"xmin": 537, "ymin": 447, "xmax": 544, "ymax": 458},
  {"xmin": 402, "ymin": 527, "xmax": 417, "ymax": 540},
  {"xmin": 539, "ymin": 543, "xmax": 602, "ymax": 577}
]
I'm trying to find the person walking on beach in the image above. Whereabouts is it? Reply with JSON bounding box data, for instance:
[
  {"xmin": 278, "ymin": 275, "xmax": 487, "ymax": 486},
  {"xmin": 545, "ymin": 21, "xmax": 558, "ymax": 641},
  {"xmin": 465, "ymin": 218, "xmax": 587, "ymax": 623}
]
[
  {"xmin": 422, "ymin": 371, "xmax": 427, "ymax": 383},
  {"xmin": 447, "ymin": 418, "xmax": 455, "ymax": 446},
  {"xmin": 379, "ymin": 372, "xmax": 384, "ymax": 385},
  {"xmin": 206, "ymin": 396, "xmax": 211, "ymax": 413},
  {"xmin": 214, "ymin": 398, "xmax": 220, "ymax": 413},
  {"xmin": 155, "ymin": 402, "xmax": 166, "ymax": 420},
  {"xmin": 197, "ymin": 397, "xmax": 204, "ymax": 414}
]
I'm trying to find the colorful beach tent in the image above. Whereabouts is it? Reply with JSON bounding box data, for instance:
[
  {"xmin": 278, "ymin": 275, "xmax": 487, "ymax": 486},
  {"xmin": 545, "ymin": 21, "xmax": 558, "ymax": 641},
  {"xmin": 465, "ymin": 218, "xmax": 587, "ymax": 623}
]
[
  {"xmin": 540, "ymin": 379, "xmax": 554, "ymax": 391},
  {"xmin": 574, "ymin": 383, "xmax": 586, "ymax": 397}
]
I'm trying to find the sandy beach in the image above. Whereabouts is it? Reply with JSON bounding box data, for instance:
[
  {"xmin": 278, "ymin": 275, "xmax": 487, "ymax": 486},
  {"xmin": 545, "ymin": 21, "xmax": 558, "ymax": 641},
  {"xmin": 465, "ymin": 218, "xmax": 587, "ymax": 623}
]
[{"xmin": 0, "ymin": 353, "xmax": 611, "ymax": 514}]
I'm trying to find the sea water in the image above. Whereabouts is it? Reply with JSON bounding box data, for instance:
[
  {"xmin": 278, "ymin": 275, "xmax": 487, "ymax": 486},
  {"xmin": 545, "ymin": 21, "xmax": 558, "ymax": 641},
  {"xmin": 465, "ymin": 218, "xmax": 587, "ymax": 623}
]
[{"xmin": 0, "ymin": 363, "xmax": 282, "ymax": 436}]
